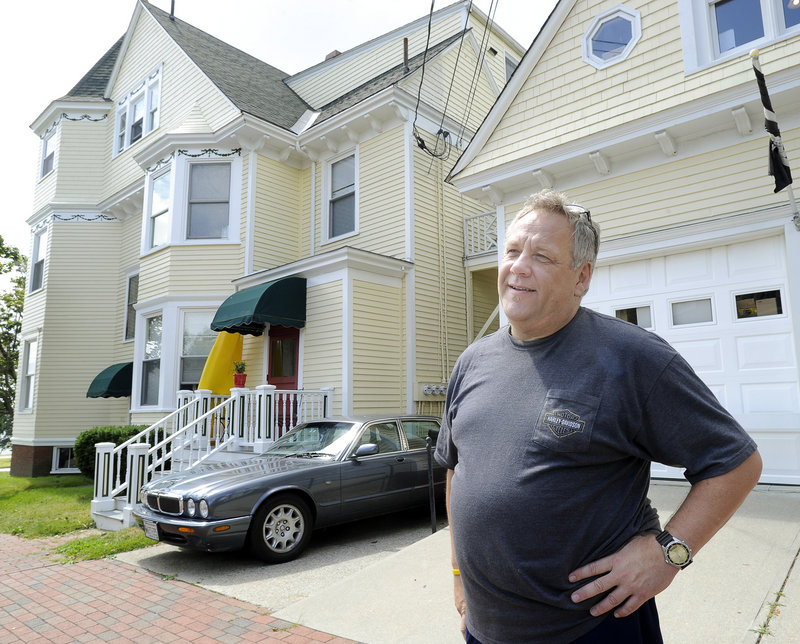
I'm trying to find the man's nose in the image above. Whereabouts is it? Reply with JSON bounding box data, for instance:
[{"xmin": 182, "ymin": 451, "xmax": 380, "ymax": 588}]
[{"xmin": 510, "ymin": 252, "xmax": 531, "ymax": 275}]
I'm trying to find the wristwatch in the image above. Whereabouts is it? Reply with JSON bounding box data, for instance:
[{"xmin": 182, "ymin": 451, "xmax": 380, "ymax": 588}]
[{"xmin": 656, "ymin": 530, "xmax": 693, "ymax": 569}]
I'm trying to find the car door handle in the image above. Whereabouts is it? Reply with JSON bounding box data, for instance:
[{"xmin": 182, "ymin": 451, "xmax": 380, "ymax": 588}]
[{"xmin": 395, "ymin": 456, "xmax": 405, "ymax": 462}]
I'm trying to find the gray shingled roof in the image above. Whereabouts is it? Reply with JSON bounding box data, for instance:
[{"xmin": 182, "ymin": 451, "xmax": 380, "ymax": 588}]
[
  {"xmin": 64, "ymin": 37, "xmax": 123, "ymax": 100},
  {"xmin": 144, "ymin": 3, "xmax": 310, "ymax": 131}
]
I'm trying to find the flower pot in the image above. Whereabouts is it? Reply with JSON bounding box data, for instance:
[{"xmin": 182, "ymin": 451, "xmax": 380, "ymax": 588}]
[{"xmin": 233, "ymin": 373, "xmax": 247, "ymax": 388}]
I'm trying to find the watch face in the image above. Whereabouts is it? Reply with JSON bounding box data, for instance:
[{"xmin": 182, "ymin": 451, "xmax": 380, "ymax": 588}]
[{"xmin": 667, "ymin": 542, "xmax": 690, "ymax": 565}]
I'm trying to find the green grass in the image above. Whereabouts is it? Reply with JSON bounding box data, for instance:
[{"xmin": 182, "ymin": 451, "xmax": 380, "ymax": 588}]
[
  {"xmin": 0, "ymin": 454, "xmax": 10, "ymax": 468},
  {"xmin": 0, "ymin": 472, "xmax": 153, "ymax": 560}
]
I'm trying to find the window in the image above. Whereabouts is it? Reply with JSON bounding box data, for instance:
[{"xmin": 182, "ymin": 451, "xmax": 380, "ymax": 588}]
[
  {"xmin": 681, "ymin": 0, "xmax": 800, "ymax": 70},
  {"xmin": 148, "ymin": 170, "xmax": 171, "ymax": 249},
  {"xmin": 20, "ymin": 339, "xmax": 37, "ymax": 410},
  {"xmin": 735, "ymin": 289, "xmax": 783, "ymax": 318},
  {"xmin": 671, "ymin": 298, "xmax": 714, "ymax": 326},
  {"xmin": 114, "ymin": 68, "xmax": 160, "ymax": 155},
  {"xmin": 615, "ymin": 305, "xmax": 653, "ymax": 329},
  {"xmin": 29, "ymin": 228, "xmax": 48, "ymax": 292},
  {"xmin": 141, "ymin": 315, "xmax": 162, "ymax": 406},
  {"xmin": 180, "ymin": 311, "xmax": 215, "ymax": 390},
  {"xmin": 401, "ymin": 419, "xmax": 440, "ymax": 450},
  {"xmin": 327, "ymin": 153, "xmax": 357, "ymax": 240},
  {"xmin": 357, "ymin": 422, "xmax": 402, "ymax": 454},
  {"xmin": 124, "ymin": 274, "xmax": 139, "ymax": 341},
  {"xmin": 582, "ymin": 6, "xmax": 641, "ymax": 69},
  {"xmin": 52, "ymin": 447, "xmax": 79, "ymax": 473},
  {"xmin": 187, "ymin": 163, "xmax": 231, "ymax": 239},
  {"xmin": 40, "ymin": 130, "xmax": 57, "ymax": 177}
]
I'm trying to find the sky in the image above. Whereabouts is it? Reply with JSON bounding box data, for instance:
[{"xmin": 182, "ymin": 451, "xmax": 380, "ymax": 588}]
[{"xmin": 1, "ymin": 0, "xmax": 556, "ymax": 262}]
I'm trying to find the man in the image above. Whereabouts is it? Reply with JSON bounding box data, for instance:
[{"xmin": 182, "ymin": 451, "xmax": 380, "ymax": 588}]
[{"xmin": 435, "ymin": 190, "xmax": 762, "ymax": 643}]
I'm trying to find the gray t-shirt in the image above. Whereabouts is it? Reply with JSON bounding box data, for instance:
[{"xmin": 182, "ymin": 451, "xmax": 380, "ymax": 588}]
[{"xmin": 435, "ymin": 307, "xmax": 757, "ymax": 644}]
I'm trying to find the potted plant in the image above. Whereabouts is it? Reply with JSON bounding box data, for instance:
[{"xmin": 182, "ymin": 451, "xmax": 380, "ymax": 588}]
[{"xmin": 233, "ymin": 361, "xmax": 247, "ymax": 388}]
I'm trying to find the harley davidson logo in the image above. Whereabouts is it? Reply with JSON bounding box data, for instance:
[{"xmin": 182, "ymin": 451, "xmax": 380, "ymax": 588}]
[{"xmin": 543, "ymin": 408, "xmax": 585, "ymax": 438}]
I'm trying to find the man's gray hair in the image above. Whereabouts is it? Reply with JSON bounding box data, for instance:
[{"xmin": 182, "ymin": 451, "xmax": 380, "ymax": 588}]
[{"xmin": 510, "ymin": 189, "xmax": 600, "ymax": 270}]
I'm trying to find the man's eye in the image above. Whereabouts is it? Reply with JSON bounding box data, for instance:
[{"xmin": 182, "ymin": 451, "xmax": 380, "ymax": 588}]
[{"xmin": 505, "ymin": 248, "xmax": 520, "ymax": 256}]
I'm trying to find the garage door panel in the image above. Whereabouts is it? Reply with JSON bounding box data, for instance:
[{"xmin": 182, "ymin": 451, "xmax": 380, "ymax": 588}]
[
  {"xmin": 736, "ymin": 333, "xmax": 796, "ymax": 370},
  {"xmin": 751, "ymin": 432, "xmax": 800, "ymax": 485},
  {"xmin": 670, "ymin": 338, "xmax": 723, "ymax": 372},
  {"xmin": 665, "ymin": 249, "xmax": 714, "ymax": 286},
  {"xmin": 727, "ymin": 236, "xmax": 784, "ymax": 278},
  {"xmin": 609, "ymin": 260, "xmax": 652, "ymax": 294},
  {"xmin": 741, "ymin": 382, "xmax": 799, "ymax": 414}
]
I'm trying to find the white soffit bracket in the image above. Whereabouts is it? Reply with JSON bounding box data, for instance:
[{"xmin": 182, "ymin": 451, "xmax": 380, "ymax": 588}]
[
  {"xmin": 589, "ymin": 150, "xmax": 611, "ymax": 175},
  {"xmin": 481, "ymin": 185, "xmax": 504, "ymax": 205},
  {"xmin": 532, "ymin": 169, "xmax": 553, "ymax": 190},
  {"xmin": 654, "ymin": 130, "xmax": 677, "ymax": 157},
  {"xmin": 731, "ymin": 106, "xmax": 752, "ymax": 136}
]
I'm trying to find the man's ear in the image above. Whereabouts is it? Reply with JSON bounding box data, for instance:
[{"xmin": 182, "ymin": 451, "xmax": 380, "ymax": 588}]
[{"xmin": 574, "ymin": 262, "xmax": 593, "ymax": 297}]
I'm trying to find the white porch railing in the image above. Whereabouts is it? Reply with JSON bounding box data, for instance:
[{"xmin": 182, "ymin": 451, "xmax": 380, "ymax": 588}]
[
  {"xmin": 464, "ymin": 211, "xmax": 498, "ymax": 258},
  {"xmin": 91, "ymin": 386, "xmax": 333, "ymax": 528}
]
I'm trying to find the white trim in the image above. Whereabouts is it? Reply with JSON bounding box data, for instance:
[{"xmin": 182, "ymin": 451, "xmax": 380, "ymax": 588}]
[
  {"xmin": 342, "ymin": 274, "xmax": 353, "ymax": 416},
  {"xmin": 321, "ymin": 148, "xmax": 359, "ymax": 244},
  {"xmin": 581, "ymin": 5, "xmax": 641, "ymax": 70},
  {"xmin": 245, "ymin": 150, "xmax": 257, "ymax": 274},
  {"xmin": 404, "ymin": 120, "xmax": 416, "ymax": 413}
]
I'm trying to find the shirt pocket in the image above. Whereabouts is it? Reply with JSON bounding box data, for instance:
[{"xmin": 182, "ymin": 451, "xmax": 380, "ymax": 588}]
[{"xmin": 532, "ymin": 389, "xmax": 601, "ymax": 453}]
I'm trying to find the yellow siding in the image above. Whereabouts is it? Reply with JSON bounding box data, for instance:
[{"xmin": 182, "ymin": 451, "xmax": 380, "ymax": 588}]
[
  {"xmin": 462, "ymin": 0, "xmax": 800, "ymax": 179},
  {"xmin": 104, "ymin": 9, "xmax": 240, "ymax": 202},
  {"xmin": 288, "ymin": 13, "xmax": 464, "ymax": 107},
  {"xmin": 471, "ymin": 268, "xmax": 499, "ymax": 338},
  {"xmin": 137, "ymin": 245, "xmax": 242, "ymax": 303},
  {"xmin": 352, "ymin": 279, "xmax": 404, "ymax": 413},
  {"xmin": 301, "ymin": 282, "xmax": 343, "ymax": 416},
  {"xmin": 28, "ymin": 222, "xmax": 127, "ymax": 440},
  {"xmin": 567, "ymin": 128, "xmax": 800, "ymax": 242},
  {"xmin": 412, "ymin": 133, "xmax": 475, "ymax": 387},
  {"xmin": 252, "ymin": 154, "xmax": 303, "ymax": 271},
  {"xmin": 51, "ymin": 120, "xmax": 109, "ymax": 206}
]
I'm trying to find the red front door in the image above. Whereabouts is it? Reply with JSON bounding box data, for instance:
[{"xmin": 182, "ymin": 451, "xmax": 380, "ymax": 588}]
[{"xmin": 268, "ymin": 326, "xmax": 299, "ymax": 431}]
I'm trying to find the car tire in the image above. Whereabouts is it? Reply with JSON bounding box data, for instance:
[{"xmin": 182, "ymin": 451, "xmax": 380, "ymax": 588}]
[{"xmin": 249, "ymin": 494, "xmax": 313, "ymax": 564}]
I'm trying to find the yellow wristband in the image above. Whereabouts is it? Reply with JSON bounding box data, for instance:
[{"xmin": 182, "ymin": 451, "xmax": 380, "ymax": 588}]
[{"xmin": 452, "ymin": 568, "xmax": 460, "ymax": 576}]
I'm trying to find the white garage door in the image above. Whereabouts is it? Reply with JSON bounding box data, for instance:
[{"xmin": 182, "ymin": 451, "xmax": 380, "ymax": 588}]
[{"xmin": 584, "ymin": 234, "xmax": 800, "ymax": 485}]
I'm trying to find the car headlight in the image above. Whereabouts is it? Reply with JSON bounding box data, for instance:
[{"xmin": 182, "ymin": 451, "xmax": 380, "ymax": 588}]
[
  {"xmin": 199, "ymin": 499, "xmax": 209, "ymax": 518},
  {"xmin": 186, "ymin": 498, "xmax": 196, "ymax": 517}
]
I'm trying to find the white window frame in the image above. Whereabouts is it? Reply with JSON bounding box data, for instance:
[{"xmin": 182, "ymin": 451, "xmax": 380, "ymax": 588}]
[
  {"xmin": 29, "ymin": 227, "xmax": 48, "ymax": 293},
  {"xmin": 40, "ymin": 129, "xmax": 58, "ymax": 178},
  {"xmin": 145, "ymin": 166, "xmax": 172, "ymax": 251},
  {"xmin": 323, "ymin": 149, "xmax": 359, "ymax": 243},
  {"xmin": 679, "ymin": 0, "xmax": 800, "ymax": 73},
  {"xmin": 185, "ymin": 162, "xmax": 232, "ymax": 240},
  {"xmin": 179, "ymin": 309, "xmax": 216, "ymax": 391},
  {"xmin": 732, "ymin": 285, "xmax": 787, "ymax": 322},
  {"xmin": 669, "ymin": 294, "xmax": 717, "ymax": 328},
  {"xmin": 613, "ymin": 302, "xmax": 655, "ymax": 330},
  {"xmin": 131, "ymin": 299, "xmax": 224, "ymax": 412},
  {"xmin": 113, "ymin": 67, "xmax": 161, "ymax": 156},
  {"xmin": 140, "ymin": 153, "xmax": 241, "ymax": 255},
  {"xmin": 51, "ymin": 446, "xmax": 80, "ymax": 474},
  {"xmin": 19, "ymin": 338, "xmax": 38, "ymax": 411},
  {"xmin": 124, "ymin": 271, "xmax": 139, "ymax": 341},
  {"xmin": 140, "ymin": 313, "xmax": 163, "ymax": 408},
  {"xmin": 582, "ymin": 5, "xmax": 642, "ymax": 70}
]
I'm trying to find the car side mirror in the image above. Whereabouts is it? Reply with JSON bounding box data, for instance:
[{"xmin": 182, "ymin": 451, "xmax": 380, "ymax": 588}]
[{"xmin": 352, "ymin": 443, "xmax": 379, "ymax": 458}]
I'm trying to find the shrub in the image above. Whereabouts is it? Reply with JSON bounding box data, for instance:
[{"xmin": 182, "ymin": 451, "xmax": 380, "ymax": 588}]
[{"xmin": 73, "ymin": 425, "xmax": 148, "ymax": 479}]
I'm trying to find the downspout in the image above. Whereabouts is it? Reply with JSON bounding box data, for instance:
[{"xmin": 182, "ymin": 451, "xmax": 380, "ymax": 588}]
[{"xmin": 404, "ymin": 119, "xmax": 417, "ymax": 414}]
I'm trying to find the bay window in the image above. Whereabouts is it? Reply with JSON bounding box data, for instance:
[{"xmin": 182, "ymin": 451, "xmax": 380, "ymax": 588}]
[
  {"xmin": 114, "ymin": 68, "xmax": 161, "ymax": 155},
  {"xmin": 141, "ymin": 315, "xmax": 162, "ymax": 406},
  {"xmin": 180, "ymin": 311, "xmax": 215, "ymax": 390},
  {"xmin": 30, "ymin": 228, "xmax": 48, "ymax": 293},
  {"xmin": 187, "ymin": 163, "xmax": 231, "ymax": 239},
  {"xmin": 20, "ymin": 339, "xmax": 37, "ymax": 410}
]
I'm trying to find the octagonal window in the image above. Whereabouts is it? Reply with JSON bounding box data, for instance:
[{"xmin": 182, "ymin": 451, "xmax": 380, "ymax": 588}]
[{"xmin": 583, "ymin": 6, "xmax": 642, "ymax": 69}]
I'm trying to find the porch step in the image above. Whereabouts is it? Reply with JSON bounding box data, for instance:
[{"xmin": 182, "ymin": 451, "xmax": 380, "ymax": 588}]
[{"xmin": 93, "ymin": 508, "xmax": 126, "ymax": 532}]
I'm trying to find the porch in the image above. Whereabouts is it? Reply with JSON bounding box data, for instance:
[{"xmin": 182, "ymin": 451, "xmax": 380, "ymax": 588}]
[{"xmin": 91, "ymin": 385, "xmax": 333, "ymax": 531}]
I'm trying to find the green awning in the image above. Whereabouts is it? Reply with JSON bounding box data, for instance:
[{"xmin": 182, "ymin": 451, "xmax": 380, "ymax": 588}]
[
  {"xmin": 87, "ymin": 362, "xmax": 133, "ymax": 398},
  {"xmin": 210, "ymin": 277, "xmax": 306, "ymax": 336}
]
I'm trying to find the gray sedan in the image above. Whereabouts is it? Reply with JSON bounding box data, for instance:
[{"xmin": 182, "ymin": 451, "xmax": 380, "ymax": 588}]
[{"xmin": 133, "ymin": 415, "xmax": 443, "ymax": 563}]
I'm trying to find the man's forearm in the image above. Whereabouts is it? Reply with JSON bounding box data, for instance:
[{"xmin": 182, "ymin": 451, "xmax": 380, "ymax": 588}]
[{"xmin": 664, "ymin": 450, "xmax": 762, "ymax": 554}]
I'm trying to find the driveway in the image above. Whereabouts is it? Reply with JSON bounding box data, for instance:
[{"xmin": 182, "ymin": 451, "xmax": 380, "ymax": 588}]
[{"xmin": 117, "ymin": 505, "xmax": 449, "ymax": 613}]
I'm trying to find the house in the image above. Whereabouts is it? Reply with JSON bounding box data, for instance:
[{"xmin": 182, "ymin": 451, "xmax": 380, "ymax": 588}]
[
  {"xmin": 448, "ymin": 0, "xmax": 800, "ymax": 484},
  {"xmin": 11, "ymin": 0, "xmax": 524, "ymax": 478}
]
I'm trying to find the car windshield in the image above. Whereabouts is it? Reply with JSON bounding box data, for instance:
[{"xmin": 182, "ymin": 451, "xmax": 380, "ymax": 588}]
[{"xmin": 265, "ymin": 421, "xmax": 359, "ymax": 458}]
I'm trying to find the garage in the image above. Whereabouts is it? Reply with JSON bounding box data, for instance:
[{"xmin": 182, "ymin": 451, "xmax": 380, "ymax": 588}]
[{"xmin": 584, "ymin": 233, "xmax": 800, "ymax": 485}]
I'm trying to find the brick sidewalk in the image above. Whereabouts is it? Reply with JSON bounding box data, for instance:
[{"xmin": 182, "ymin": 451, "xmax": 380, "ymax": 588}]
[{"xmin": 0, "ymin": 534, "xmax": 357, "ymax": 643}]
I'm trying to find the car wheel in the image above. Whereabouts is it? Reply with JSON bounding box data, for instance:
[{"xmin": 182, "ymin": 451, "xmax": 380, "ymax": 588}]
[{"xmin": 249, "ymin": 494, "xmax": 313, "ymax": 564}]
